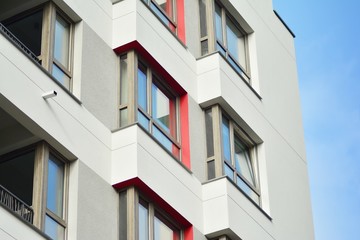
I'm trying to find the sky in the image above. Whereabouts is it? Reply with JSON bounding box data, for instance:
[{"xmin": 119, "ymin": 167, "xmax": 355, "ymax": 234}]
[{"xmin": 272, "ymin": 0, "xmax": 360, "ymax": 239}]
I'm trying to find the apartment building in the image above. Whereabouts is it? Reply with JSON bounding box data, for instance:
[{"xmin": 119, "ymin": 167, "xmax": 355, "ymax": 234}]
[{"xmin": 0, "ymin": 0, "xmax": 314, "ymax": 239}]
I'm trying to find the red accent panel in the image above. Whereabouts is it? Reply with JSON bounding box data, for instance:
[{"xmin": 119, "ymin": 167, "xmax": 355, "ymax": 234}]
[
  {"xmin": 184, "ymin": 226, "xmax": 194, "ymax": 240},
  {"xmin": 176, "ymin": 0, "xmax": 186, "ymax": 44},
  {"xmin": 180, "ymin": 94, "xmax": 190, "ymax": 169},
  {"xmin": 114, "ymin": 41, "xmax": 186, "ymax": 95},
  {"xmin": 113, "ymin": 178, "xmax": 194, "ymax": 240}
]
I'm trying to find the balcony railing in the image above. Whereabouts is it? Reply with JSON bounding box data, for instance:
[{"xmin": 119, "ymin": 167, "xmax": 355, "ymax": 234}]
[
  {"xmin": 0, "ymin": 185, "xmax": 34, "ymax": 224},
  {"xmin": 0, "ymin": 22, "xmax": 41, "ymax": 65}
]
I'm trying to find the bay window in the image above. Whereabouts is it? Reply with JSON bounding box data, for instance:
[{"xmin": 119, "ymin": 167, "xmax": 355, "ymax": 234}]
[
  {"xmin": 119, "ymin": 51, "xmax": 183, "ymax": 161},
  {"xmin": 205, "ymin": 105, "xmax": 260, "ymax": 205},
  {"xmin": 199, "ymin": 0, "xmax": 250, "ymax": 82}
]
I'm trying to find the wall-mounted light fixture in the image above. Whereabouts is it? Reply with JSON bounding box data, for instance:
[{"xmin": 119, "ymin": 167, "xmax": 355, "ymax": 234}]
[{"xmin": 42, "ymin": 90, "xmax": 57, "ymax": 99}]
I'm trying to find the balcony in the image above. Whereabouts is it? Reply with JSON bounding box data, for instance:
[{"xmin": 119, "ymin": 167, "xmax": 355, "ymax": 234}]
[{"xmin": 0, "ymin": 185, "xmax": 33, "ymax": 224}]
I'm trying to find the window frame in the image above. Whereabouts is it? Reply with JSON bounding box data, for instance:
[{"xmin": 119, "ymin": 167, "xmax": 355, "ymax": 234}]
[{"xmin": 204, "ymin": 105, "xmax": 261, "ymax": 205}]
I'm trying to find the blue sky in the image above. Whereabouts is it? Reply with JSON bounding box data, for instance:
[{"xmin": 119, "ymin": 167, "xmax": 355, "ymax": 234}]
[{"xmin": 273, "ymin": 0, "xmax": 360, "ymax": 239}]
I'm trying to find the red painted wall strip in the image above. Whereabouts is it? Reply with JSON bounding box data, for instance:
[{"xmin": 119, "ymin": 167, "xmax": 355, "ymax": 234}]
[
  {"xmin": 180, "ymin": 94, "xmax": 190, "ymax": 169},
  {"xmin": 177, "ymin": 0, "xmax": 186, "ymax": 44}
]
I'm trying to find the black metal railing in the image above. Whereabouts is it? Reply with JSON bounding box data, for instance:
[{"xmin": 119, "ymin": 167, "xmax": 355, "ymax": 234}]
[
  {"xmin": 0, "ymin": 185, "xmax": 34, "ymax": 224},
  {"xmin": 0, "ymin": 22, "xmax": 41, "ymax": 65}
]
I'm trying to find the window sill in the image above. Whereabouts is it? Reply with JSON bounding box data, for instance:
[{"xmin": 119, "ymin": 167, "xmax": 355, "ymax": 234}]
[
  {"xmin": 203, "ymin": 176, "xmax": 272, "ymax": 221},
  {"xmin": 112, "ymin": 123, "xmax": 193, "ymax": 175}
]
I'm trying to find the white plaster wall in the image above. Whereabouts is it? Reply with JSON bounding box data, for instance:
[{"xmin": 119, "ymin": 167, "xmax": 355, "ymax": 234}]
[
  {"xmin": 112, "ymin": 0, "xmax": 198, "ymax": 98},
  {"xmin": 111, "ymin": 125, "xmax": 204, "ymax": 231},
  {"xmin": 61, "ymin": 0, "xmax": 113, "ymax": 46},
  {"xmin": 0, "ymin": 34, "xmax": 112, "ymax": 182}
]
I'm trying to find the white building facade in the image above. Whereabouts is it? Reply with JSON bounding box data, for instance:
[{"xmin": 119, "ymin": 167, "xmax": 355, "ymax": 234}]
[{"xmin": 0, "ymin": 0, "xmax": 314, "ymax": 239}]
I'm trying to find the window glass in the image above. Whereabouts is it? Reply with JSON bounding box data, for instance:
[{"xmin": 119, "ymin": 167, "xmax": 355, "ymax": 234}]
[
  {"xmin": 47, "ymin": 154, "xmax": 64, "ymax": 217},
  {"xmin": 139, "ymin": 202, "xmax": 149, "ymax": 240},
  {"xmin": 224, "ymin": 162, "xmax": 233, "ymax": 179},
  {"xmin": 207, "ymin": 160, "xmax": 215, "ymax": 180},
  {"xmin": 201, "ymin": 40, "xmax": 209, "ymax": 55},
  {"xmin": 0, "ymin": 151, "xmax": 35, "ymax": 206},
  {"xmin": 119, "ymin": 191, "xmax": 127, "ymax": 240},
  {"xmin": 52, "ymin": 64, "xmax": 70, "ymax": 89},
  {"xmin": 153, "ymin": 0, "xmax": 173, "ymax": 20},
  {"xmin": 138, "ymin": 111, "xmax": 150, "ymax": 130},
  {"xmin": 120, "ymin": 56, "xmax": 128, "ymax": 105},
  {"xmin": 120, "ymin": 108, "xmax": 128, "ymax": 127},
  {"xmin": 152, "ymin": 83, "xmax": 173, "ymax": 134},
  {"xmin": 215, "ymin": 3, "xmax": 223, "ymax": 44},
  {"xmin": 226, "ymin": 17, "xmax": 246, "ymax": 69},
  {"xmin": 222, "ymin": 116, "xmax": 231, "ymax": 162},
  {"xmin": 45, "ymin": 215, "xmax": 65, "ymax": 240},
  {"xmin": 4, "ymin": 10, "xmax": 43, "ymax": 56},
  {"xmin": 234, "ymin": 135, "xmax": 255, "ymax": 185},
  {"xmin": 54, "ymin": 15, "xmax": 70, "ymax": 68},
  {"xmin": 138, "ymin": 64, "xmax": 148, "ymax": 111},
  {"xmin": 205, "ymin": 109, "xmax": 214, "ymax": 157},
  {"xmin": 153, "ymin": 126, "xmax": 180, "ymax": 158},
  {"xmin": 150, "ymin": 1, "xmax": 176, "ymax": 33},
  {"xmin": 236, "ymin": 176, "xmax": 260, "ymax": 204},
  {"xmin": 199, "ymin": 0, "xmax": 207, "ymax": 38},
  {"xmin": 154, "ymin": 215, "xmax": 180, "ymax": 240}
]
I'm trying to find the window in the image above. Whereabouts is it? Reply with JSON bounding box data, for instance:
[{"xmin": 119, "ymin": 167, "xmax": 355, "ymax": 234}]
[
  {"xmin": 199, "ymin": 0, "xmax": 250, "ymax": 81},
  {"xmin": 139, "ymin": 199, "xmax": 181, "ymax": 240},
  {"xmin": 0, "ymin": 143, "xmax": 68, "ymax": 239},
  {"xmin": 140, "ymin": 0, "xmax": 186, "ymax": 43},
  {"xmin": 137, "ymin": 62, "xmax": 180, "ymax": 158},
  {"xmin": 205, "ymin": 106, "xmax": 260, "ymax": 205},
  {"xmin": 142, "ymin": 0, "xmax": 177, "ymax": 34},
  {"xmin": 1, "ymin": 2, "xmax": 73, "ymax": 90},
  {"xmin": 119, "ymin": 188, "xmax": 184, "ymax": 240},
  {"xmin": 118, "ymin": 51, "xmax": 183, "ymax": 161}
]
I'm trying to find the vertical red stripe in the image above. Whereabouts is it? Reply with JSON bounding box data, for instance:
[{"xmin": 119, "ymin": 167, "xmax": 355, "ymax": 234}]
[
  {"xmin": 180, "ymin": 94, "xmax": 190, "ymax": 169},
  {"xmin": 184, "ymin": 226, "xmax": 193, "ymax": 240},
  {"xmin": 176, "ymin": 0, "xmax": 186, "ymax": 44}
]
